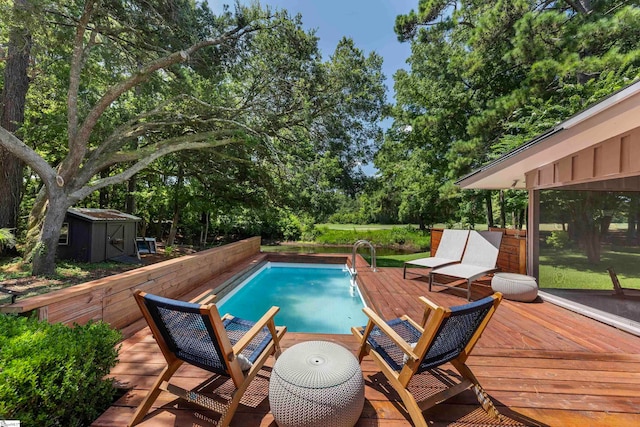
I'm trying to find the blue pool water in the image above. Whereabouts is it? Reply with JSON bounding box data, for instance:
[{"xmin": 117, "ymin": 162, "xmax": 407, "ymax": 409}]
[{"xmin": 217, "ymin": 262, "xmax": 368, "ymax": 334}]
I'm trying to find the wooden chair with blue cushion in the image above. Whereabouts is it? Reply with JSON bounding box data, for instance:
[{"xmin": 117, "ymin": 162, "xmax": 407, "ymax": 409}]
[
  {"xmin": 352, "ymin": 293, "xmax": 503, "ymax": 427},
  {"xmin": 129, "ymin": 290, "xmax": 286, "ymax": 426}
]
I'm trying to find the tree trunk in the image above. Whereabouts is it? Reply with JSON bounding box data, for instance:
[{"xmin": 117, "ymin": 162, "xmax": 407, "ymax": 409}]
[
  {"xmin": 99, "ymin": 169, "xmax": 109, "ymax": 208},
  {"xmin": 125, "ymin": 175, "xmax": 137, "ymax": 214},
  {"xmin": 576, "ymin": 193, "xmax": 601, "ymax": 264},
  {"xmin": 167, "ymin": 208, "xmax": 180, "ymax": 247},
  {"xmin": 627, "ymin": 195, "xmax": 638, "ymax": 242},
  {"xmin": 518, "ymin": 208, "xmax": 525, "ymax": 230},
  {"xmin": 200, "ymin": 211, "xmax": 209, "ymax": 248},
  {"xmin": 485, "ymin": 191, "xmax": 494, "ymax": 228},
  {"xmin": 0, "ymin": 0, "xmax": 32, "ymax": 231},
  {"xmin": 499, "ymin": 190, "xmax": 506, "ymax": 228},
  {"xmin": 31, "ymin": 195, "xmax": 70, "ymax": 276},
  {"xmin": 583, "ymin": 225, "xmax": 601, "ymax": 264},
  {"xmin": 166, "ymin": 166, "xmax": 184, "ymax": 247}
]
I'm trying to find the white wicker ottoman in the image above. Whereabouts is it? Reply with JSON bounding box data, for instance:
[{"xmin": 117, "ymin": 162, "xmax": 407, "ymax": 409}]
[
  {"xmin": 491, "ymin": 272, "xmax": 538, "ymax": 302},
  {"xmin": 269, "ymin": 341, "xmax": 364, "ymax": 427}
]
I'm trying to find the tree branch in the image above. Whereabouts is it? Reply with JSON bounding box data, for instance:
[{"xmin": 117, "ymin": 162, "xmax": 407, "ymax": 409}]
[
  {"xmin": 0, "ymin": 126, "xmax": 58, "ymax": 191},
  {"xmin": 59, "ymin": 12, "xmax": 267, "ymax": 181},
  {"xmin": 69, "ymin": 133, "xmax": 238, "ymax": 202}
]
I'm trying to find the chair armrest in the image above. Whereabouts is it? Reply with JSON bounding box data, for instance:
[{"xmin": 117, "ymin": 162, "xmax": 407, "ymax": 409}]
[
  {"xmin": 418, "ymin": 296, "xmax": 439, "ymax": 326},
  {"xmin": 191, "ymin": 289, "xmax": 217, "ymax": 305},
  {"xmin": 231, "ymin": 306, "xmax": 280, "ymax": 356},
  {"xmin": 361, "ymin": 307, "xmax": 419, "ymax": 361}
]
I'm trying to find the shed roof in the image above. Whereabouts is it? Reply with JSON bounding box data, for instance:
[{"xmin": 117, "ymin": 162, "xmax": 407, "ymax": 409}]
[
  {"xmin": 457, "ymin": 80, "xmax": 640, "ymax": 190},
  {"xmin": 67, "ymin": 208, "xmax": 141, "ymax": 222}
]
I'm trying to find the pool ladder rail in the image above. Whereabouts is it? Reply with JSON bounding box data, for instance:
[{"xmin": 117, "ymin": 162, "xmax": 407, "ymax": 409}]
[{"xmin": 350, "ymin": 240, "xmax": 377, "ymax": 278}]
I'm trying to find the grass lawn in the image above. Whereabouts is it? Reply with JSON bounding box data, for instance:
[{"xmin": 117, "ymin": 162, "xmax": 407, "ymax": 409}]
[
  {"xmin": 539, "ymin": 247, "xmax": 640, "ymax": 290},
  {"xmin": 361, "ymin": 252, "xmax": 430, "ymax": 268}
]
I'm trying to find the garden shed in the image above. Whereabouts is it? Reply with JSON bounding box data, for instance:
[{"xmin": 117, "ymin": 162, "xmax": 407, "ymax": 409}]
[{"xmin": 57, "ymin": 208, "xmax": 141, "ymax": 263}]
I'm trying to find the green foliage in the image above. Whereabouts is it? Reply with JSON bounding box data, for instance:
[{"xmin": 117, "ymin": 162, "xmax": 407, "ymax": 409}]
[
  {"xmin": 2, "ymin": 0, "xmax": 386, "ymax": 275},
  {"xmin": 377, "ymin": 0, "xmax": 640, "ymax": 231},
  {"xmin": 546, "ymin": 230, "xmax": 571, "ymax": 249},
  {"xmin": 0, "ymin": 315, "xmax": 122, "ymax": 426},
  {"xmin": 0, "ymin": 228, "xmax": 16, "ymax": 251},
  {"xmin": 313, "ymin": 226, "xmax": 430, "ymax": 250}
]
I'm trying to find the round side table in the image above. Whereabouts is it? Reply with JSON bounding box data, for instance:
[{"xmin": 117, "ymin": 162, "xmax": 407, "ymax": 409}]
[
  {"xmin": 269, "ymin": 340, "xmax": 364, "ymax": 427},
  {"xmin": 491, "ymin": 272, "xmax": 538, "ymax": 302}
]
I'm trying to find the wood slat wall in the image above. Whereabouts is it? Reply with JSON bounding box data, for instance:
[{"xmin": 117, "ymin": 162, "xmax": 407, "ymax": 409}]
[
  {"xmin": 431, "ymin": 228, "xmax": 527, "ymax": 274},
  {"xmin": 526, "ymin": 126, "xmax": 640, "ymax": 189},
  {"xmin": 0, "ymin": 237, "xmax": 261, "ymax": 330}
]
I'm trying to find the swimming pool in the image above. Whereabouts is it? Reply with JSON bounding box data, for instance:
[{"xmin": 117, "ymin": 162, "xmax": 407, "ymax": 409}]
[{"xmin": 217, "ymin": 262, "xmax": 368, "ymax": 334}]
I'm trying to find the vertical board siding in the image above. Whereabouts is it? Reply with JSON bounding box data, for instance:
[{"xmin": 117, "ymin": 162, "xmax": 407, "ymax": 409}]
[{"xmin": 528, "ymin": 126, "xmax": 640, "ymax": 189}]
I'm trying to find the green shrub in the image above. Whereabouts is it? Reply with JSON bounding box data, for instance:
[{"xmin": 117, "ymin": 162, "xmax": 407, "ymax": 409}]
[
  {"xmin": 313, "ymin": 226, "xmax": 431, "ymax": 251},
  {"xmin": 546, "ymin": 230, "xmax": 571, "ymax": 249},
  {"xmin": 0, "ymin": 228, "xmax": 17, "ymax": 251},
  {"xmin": 278, "ymin": 212, "xmax": 303, "ymax": 241},
  {"xmin": 0, "ymin": 315, "xmax": 122, "ymax": 427}
]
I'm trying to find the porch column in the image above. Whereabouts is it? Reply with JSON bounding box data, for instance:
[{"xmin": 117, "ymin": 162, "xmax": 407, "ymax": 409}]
[{"xmin": 527, "ymin": 189, "xmax": 540, "ymax": 280}]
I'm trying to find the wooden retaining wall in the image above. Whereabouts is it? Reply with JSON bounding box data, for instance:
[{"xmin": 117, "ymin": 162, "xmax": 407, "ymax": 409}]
[
  {"xmin": 0, "ymin": 237, "xmax": 261, "ymax": 330},
  {"xmin": 430, "ymin": 228, "xmax": 527, "ymax": 274}
]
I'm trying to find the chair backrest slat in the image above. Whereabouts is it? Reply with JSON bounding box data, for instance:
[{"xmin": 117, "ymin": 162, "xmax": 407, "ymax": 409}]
[
  {"xmin": 460, "ymin": 230, "xmax": 502, "ymax": 268},
  {"xmin": 434, "ymin": 229, "xmax": 470, "ymax": 261},
  {"xmin": 141, "ymin": 293, "xmax": 230, "ymax": 376},
  {"xmin": 417, "ymin": 296, "xmax": 496, "ymax": 372}
]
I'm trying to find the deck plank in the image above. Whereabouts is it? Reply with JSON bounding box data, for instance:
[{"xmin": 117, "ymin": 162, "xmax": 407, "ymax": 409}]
[{"xmin": 93, "ymin": 253, "xmax": 640, "ymax": 426}]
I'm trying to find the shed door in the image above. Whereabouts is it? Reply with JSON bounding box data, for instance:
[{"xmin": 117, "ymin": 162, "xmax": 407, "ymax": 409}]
[{"xmin": 106, "ymin": 223, "xmax": 125, "ymax": 259}]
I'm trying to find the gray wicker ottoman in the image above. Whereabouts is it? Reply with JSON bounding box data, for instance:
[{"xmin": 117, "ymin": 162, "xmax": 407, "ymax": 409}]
[
  {"xmin": 491, "ymin": 272, "xmax": 538, "ymax": 302},
  {"xmin": 269, "ymin": 340, "xmax": 364, "ymax": 427}
]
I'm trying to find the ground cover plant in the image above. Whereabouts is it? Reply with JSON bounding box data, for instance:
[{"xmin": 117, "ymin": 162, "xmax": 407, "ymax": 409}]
[{"xmin": 0, "ymin": 315, "xmax": 121, "ymax": 426}]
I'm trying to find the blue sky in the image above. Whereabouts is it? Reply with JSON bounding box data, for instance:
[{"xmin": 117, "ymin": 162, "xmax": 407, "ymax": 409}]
[{"xmin": 207, "ymin": 0, "xmax": 416, "ymax": 101}]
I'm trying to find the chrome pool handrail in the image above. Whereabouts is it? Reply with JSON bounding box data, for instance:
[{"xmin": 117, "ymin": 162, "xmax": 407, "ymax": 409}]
[{"xmin": 351, "ymin": 240, "xmax": 377, "ymax": 275}]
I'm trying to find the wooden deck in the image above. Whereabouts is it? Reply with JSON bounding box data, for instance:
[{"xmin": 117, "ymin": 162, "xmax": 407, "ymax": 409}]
[{"xmin": 93, "ymin": 253, "xmax": 640, "ymax": 426}]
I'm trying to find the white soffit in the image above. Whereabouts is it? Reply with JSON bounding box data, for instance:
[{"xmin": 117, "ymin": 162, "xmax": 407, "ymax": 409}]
[{"xmin": 458, "ymin": 81, "xmax": 640, "ymax": 190}]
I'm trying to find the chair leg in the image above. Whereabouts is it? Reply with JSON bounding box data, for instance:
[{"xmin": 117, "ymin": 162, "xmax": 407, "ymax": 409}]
[
  {"xmin": 403, "ymin": 263, "xmax": 407, "ymax": 279},
  {"xmin": 396, "ymin": 387, "xmax": 429, "ymax": 427},
  {"xmin": 452, "ymin": 360, "xmax": 502, "ymax": 420},
  {"xmin": 467, "ymin": 279, "xmax": 471, "ymax": 301},
  {"xmin": 129, "ymin": 360, "xmax": 183, "ymax": 426},
  {"xmin": 428, "ymin": 273, "xmax": 433, "ymax": 292}
]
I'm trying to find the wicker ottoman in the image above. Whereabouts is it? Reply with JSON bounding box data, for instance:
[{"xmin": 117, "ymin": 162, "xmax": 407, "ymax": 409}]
[
  {"xmin": 269, "ymin": 341, "xmax": 364, "ymax": 427},
  {"xmin": 491, "ymin": 272, "xmax": 538, "ymax": 302}
]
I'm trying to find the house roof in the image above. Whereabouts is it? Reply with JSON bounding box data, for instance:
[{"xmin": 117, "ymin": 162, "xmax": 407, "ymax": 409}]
[
  {"xmin": 457, "ymin": 80, "xmax": 640, "ymax": 190},
  {"xmin": 67, "ymin": 208, "xmax": 141, "ymax": 222}
]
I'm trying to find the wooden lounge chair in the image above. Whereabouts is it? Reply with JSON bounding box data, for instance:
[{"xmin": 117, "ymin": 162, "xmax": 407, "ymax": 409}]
[
  {"xmin": 352, "ymin": 293, "xmax": 503, "ymax": 427},
  {"xmin": 129, "ymin": 290, "xmax": 286, "ymax": 426},
  {"xmin": 403, "ymin": 229, "xmax": 470, "ymax": 279},
  {"xmin": 429, "ymin": 230, "xmax": 503, "ymax": 300}
]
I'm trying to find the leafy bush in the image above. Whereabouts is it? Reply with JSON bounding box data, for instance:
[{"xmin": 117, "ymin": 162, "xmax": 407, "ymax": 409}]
[
  {"xmin": 546, "ymin": 230, "xmax": 571, "ymax": 249},
  {"xmin": 0, "ymin": 228, "xmax": 17, "ymax": 251},
  {"xmin": 0, "ymin": 315, "xmax": 122, "ymax": 427},
  {"xmin": 313, "ymin": 226, "xmax": 431, "ymax": 251},
  {"xmin": 278, "ymin": 212, "xmax": 303, "ymax": 241}
]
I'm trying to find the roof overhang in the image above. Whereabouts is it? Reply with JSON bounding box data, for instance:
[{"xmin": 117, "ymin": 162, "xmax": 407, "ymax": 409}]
[
  {"xmin": 67, "ymin": 208, "xmax": 141, "ymax": 222},
  {"xmin": 457, "ymin": 80, "xmax": 640, "ymax": 190}
]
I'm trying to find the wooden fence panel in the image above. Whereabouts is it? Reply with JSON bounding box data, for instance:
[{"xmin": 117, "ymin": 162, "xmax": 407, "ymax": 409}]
[{"xmin": 1, "ymin": 237, "xmax": 262, "ymax": 331}]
